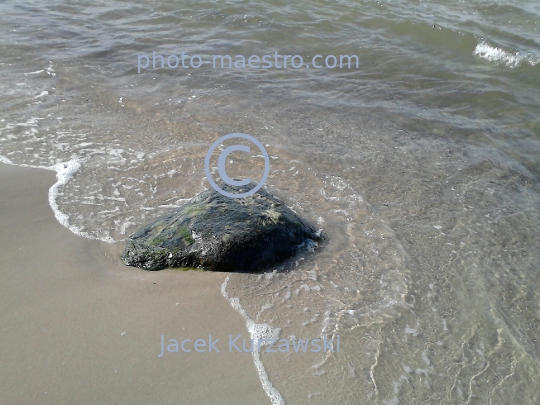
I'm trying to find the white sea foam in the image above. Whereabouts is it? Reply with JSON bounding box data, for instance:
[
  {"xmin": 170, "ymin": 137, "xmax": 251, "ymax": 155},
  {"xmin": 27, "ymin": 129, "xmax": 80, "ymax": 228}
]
[
  {"xmin": 473, "ymin": 42, "xmax": 539, "ymax": 67},
  {"xmin": 24, "ymin": 70, "xmax": 45, "ymax": 75},
  {"xmin": 49, "ymin": 161, "xmax": 113, "ymax": 242},
  {"xmin": 221, "ymin": 276, "xmax": 285, "ymax": 405},
  {"xmin": 0, "ymin": 155, "xmax": 13, "ymax": 164},
  {"xmin": 0, "ymin": 156, "xmax": 114, "ymax": 243}
]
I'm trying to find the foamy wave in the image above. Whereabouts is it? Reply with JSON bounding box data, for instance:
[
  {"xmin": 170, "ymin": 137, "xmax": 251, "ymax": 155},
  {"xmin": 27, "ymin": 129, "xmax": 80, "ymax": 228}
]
[
  {"xmin": 0, "ymin": 156, "xmax": 114, "ymax": 243},
  {"xmin": 221, "ymin": 276, "xmax": 285, "ymax": 405},
  {"xmin": 49, "ymin": 161, "xmax": 114, "ymax": 243},
  {"xmin": 473, "ymin": 42, "xmax": 539, "ymax": 67},
  {"xmin": 0, "ymin": 155, "xmax": 13, "ymax": 164}
]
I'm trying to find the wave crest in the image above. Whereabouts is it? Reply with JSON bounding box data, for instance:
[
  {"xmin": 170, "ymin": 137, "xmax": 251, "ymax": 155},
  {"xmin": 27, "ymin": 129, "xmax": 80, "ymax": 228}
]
[{"xmin": 473, "ymin": 41, "xmax": 539, "ymax": 67}]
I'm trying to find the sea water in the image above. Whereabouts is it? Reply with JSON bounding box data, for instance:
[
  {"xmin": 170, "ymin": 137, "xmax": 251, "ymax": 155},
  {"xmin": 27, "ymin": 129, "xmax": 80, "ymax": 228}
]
[{"xmin": 1, "ymin": 1, "xmax": 539, "ymax": 403}]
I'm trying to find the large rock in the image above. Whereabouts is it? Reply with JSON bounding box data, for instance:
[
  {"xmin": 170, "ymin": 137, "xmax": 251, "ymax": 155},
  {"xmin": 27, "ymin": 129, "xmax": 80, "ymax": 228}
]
[{"xmin": 122, "ymin": 183, "xmax": 322, "ymax": 272}]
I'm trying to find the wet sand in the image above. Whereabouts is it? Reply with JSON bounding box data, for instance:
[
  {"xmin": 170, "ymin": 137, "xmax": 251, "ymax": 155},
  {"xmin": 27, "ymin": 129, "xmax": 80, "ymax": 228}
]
[{"xmin": 0, "ymin": 162, "xmax": 269, "ymax": 405}]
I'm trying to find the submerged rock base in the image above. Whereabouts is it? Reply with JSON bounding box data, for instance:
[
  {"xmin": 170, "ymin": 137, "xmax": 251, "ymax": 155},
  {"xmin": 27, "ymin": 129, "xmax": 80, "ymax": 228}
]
[{"xmin": 122, "ymin": 183, "xmax": 322, "ymax": 271}]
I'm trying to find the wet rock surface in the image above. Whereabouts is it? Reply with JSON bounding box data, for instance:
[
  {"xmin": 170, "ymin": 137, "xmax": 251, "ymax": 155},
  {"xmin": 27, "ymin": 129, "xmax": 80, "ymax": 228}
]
[{"xmin": 122, "ymin": 183, "xmax": 322, "ymax": 271}]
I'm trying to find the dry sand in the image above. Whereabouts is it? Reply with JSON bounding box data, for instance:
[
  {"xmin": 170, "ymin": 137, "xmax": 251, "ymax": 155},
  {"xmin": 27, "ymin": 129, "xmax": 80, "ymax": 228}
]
[{"xmin": 0, "ymin": 162, "xmax": 270, "ymax": 405}]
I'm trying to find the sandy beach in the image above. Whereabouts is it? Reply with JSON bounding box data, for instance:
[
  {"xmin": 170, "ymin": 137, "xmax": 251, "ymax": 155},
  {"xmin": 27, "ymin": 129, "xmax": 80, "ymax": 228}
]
[{"xmin": 0, "ymin": 162, "xmax": 269, "ymax": 405}]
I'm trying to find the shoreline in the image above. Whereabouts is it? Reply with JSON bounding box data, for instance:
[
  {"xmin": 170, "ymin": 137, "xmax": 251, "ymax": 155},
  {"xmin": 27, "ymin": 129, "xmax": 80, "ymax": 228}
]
[{"xmin": 0, "ymin": 162, "xmax": 270, "ymax": 405}]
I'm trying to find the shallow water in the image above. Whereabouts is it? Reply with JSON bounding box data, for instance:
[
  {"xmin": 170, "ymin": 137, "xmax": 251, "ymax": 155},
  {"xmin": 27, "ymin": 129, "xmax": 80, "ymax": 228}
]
[{"xmin": 1, "ymin": 0, "xmax": 539, "ymax": 403}]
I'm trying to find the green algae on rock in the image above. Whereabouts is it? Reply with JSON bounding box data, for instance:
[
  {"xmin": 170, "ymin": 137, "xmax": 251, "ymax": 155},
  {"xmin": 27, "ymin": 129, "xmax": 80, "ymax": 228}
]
[{"xmin": 122, "ymin": 183, "xmax": 322, "ymax": 271}]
